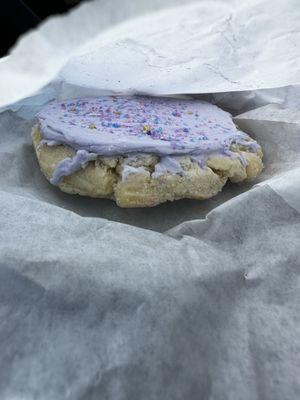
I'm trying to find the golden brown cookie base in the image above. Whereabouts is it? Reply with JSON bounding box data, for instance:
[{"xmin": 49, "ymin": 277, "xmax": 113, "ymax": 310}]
[{"xmin": 32, "ymin": 125, "xmax": 263, "ymax": 208}]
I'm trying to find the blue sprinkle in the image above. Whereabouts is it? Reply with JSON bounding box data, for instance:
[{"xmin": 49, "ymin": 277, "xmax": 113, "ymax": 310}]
[{"xmin": 112, "ymin": 123, "xmax": 121, "ymax": 128}]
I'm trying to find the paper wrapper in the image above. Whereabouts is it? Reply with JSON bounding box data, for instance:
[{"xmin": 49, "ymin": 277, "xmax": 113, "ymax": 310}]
[{"xmin": 0, "ymin": 0, "xmax": 299, "ymax": 399}]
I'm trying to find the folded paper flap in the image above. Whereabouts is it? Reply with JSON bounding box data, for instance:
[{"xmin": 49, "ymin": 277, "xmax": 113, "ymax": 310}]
[
  {"xmin": 58, "ymin": 0, "xmax": 300, "ymax": 96},
  {"xmin": 1, "ymin": 0, "xmax": 300, "ymax": 107},
  {"xmin": 235, "ymin": 103, "xmax": 300, "ymax": 124},
  {"xmin": 258, "ymin": 167, "xmax": 300, "ymax": 213}
]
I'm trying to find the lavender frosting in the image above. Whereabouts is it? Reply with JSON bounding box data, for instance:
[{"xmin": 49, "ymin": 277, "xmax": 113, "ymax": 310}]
[
  {"xmin": 50, "ymin": 150, "xmax": 97, "ymax": 184},
  {"xmin": 36, "ymin": 96, "xmax": 260, "ymax": 184}
]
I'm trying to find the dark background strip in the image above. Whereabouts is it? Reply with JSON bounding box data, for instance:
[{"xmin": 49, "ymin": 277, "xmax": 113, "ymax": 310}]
[{"xmin": 0, "ymin": 0, "xmax": 83, "ymax": 56}]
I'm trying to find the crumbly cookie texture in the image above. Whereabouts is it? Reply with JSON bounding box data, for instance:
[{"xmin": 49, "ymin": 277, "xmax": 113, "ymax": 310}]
[{"xmin": 32, "ymin": 125, "xmax": 263, "ymax": 208}]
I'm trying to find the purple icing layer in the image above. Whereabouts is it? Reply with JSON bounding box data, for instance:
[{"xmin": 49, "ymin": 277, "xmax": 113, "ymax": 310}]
[{"xmin": 36, "ymin": 96, "xmax": 260, "ymax": 184}]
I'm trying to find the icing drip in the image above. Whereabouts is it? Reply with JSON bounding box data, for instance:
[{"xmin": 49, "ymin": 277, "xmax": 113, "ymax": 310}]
[
  {"xmin": 50, "ymin": 150, "xmax": 97, "ymax": 184},
  {"xmin": 152, "ymin": 156, "xmax": 183, "ymax": 179},
  {"xmin": 191, "ymin": 155, "xmax": 207, "ymax": 168},
  {"xmin": 222, "ymin": 149, "xmax": 248, "ymax": 167},
  {"xmin": 121, "ymin": 165, "xmax": 147, "ymax": 181}
]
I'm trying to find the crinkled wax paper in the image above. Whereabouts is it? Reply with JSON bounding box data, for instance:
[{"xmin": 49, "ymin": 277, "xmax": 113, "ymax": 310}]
[{"xmin": 0, "ymin": 0, "xmax": 299, "ymax": 399}]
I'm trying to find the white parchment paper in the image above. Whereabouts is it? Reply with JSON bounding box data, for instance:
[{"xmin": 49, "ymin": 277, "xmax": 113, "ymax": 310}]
[{"xmin": 0, "ymin": 0, "xmax": 299, "ymax": 399}]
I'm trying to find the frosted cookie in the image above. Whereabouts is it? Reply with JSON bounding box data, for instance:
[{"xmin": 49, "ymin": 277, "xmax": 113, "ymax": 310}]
[{"xmin": 32, "ymin": 96, "xmax": 263, "ymax": 207}]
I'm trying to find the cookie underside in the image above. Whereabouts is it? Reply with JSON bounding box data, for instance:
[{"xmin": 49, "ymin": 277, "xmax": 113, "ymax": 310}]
[{"xmin": 32, "ymin": 125, "xmax": 263, "ymax": 208}]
